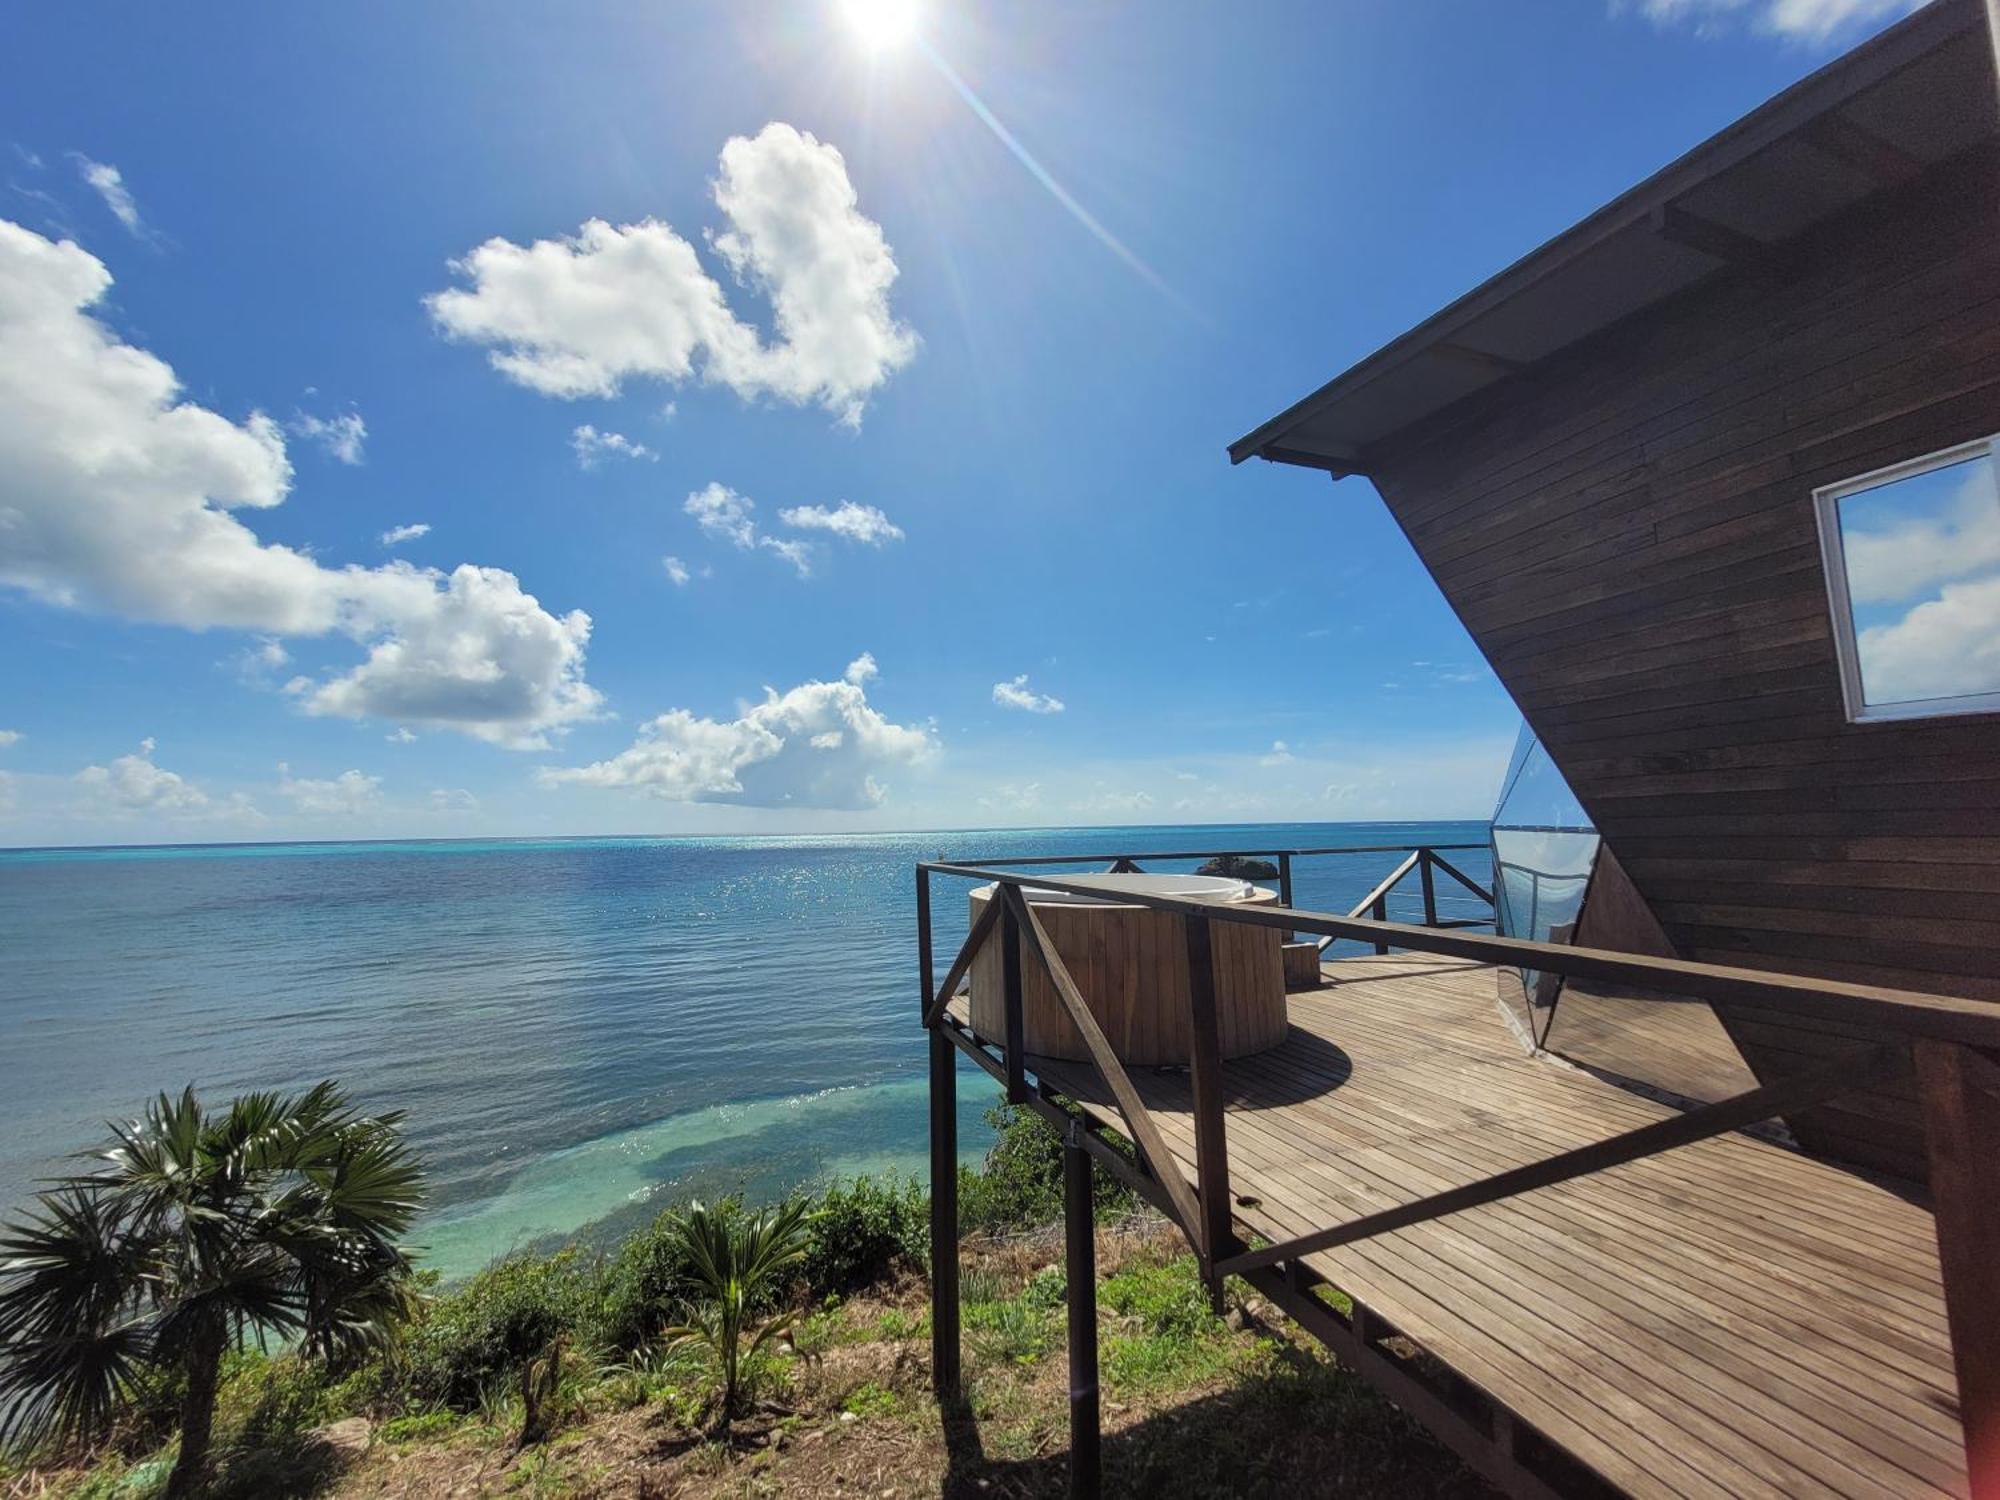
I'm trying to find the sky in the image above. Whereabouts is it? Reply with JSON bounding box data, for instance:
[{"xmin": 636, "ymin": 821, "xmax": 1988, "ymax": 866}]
[{"xmin": 0, "ymin": 0, "xmax": 1936, "ymax": 847}]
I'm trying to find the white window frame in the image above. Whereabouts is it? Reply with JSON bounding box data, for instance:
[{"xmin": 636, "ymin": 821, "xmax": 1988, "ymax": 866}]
[{"xmin": 1812, "ymin": 433, "xmax": 2000, "ymax": 724}]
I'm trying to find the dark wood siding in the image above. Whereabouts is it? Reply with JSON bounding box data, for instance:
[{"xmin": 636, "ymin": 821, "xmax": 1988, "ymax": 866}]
[{"xmin": 1365, "ymin": 144, "xmax": 2000, "ymax": 1182}]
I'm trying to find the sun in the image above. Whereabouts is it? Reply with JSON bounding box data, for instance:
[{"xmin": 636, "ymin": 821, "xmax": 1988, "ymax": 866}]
[{"xmin": 840, "ymin": 0, "xmax": 920, "ymax": 52}]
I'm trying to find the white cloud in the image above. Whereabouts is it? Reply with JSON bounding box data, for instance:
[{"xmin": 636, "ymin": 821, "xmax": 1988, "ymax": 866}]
[
  {"xmin": 298, "ymin": 564, "xmax": 600, "ymax": 749},
  {"xmin": 684, "ymin": 482, "xmax": 759, "ymax": 549},
  {"xmin": 1626, "ymin": 0, "xmax": 1926, "ymax": 41},
  {"xmin": 386, "ymin": 727, "xmax": 417, "ymax": 743},
  {"xmin": 0, "ymin": 729, "xmax": 19, "ymax": 747},
  {"xmin": 571, "ymin": 423, "xmax": 656, "ymax": 469},
  {"xmin": 0, "ymin": 221, "xmax": 597, "ymax": 748},
  {"xmin": 1259, "ymin": 739, "xmax": 1294, "ymax": 766},
  {"xmin": 289, "ymin": 409, "xmax": 367, "ymax": 465},
  {"xmin": 72, "ymin": 156, "xmax": 144, "ymax": 236},
  {"xmin": 231, "ymin": 634, "xmax": 291, "ymax": 686},
  {"xmin": 1856, "ymin": 575, "xmax": 2000, "ymax": 705},
  {"xmin": 277, "ymin": 763, "xmax": 382, "ymax": 816},
  {"xmin": 978, "ymin": 782, "xmax": 1044, "ymax": 814},
  {"xmin": 759, "ymin": 535, "xmax": 816, "ymax": 578},
  {"xmin": 541, "ymin": 660, "xmax": 935, "ymax": 810},
  {"xmin": 380, "ymin": 522, "xmax": 431, "ymax": 547},
  {"xmin": 843, "ymin": 651, "xmax": 878, "ymax": 685},
  {"xmin": 429, "ymin": 787, "xmax": 478, "ymax": 812},
  {"xmin": 425, "ymin": 123, "xmax": 916, "ymax": 426},
  {"xmin": 1842, "ymin": 465, "xmax": 2000, "ymax": 605},
  {"xmin": 682, "ymin": 482, "xmax": 833, "ymax": 578},
  {"xmin": 993, "ymin": 674, "xmax": 1065, "ymax": 714},
  {"xmin": 778, "ymin": 500, "xmax": 904, "ymax": 546},
  {"xmin": 1072, "ymin": 788, "xmax": 1154, "ymax": 815},
  {"xmin": 663, "ymin": 555, "xmax": 692, "ymax": 586},
  {"xmin": 74, "ymin": 738, "xmax": 253, "ymax": 820}
]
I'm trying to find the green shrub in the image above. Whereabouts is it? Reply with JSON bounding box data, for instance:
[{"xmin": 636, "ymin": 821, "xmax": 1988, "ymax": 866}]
[
  {"xmin": 871, "ymin": 1307, "xmax": 927, "ymax": 1342},
  {"xmin": 1098, "ymin": 1254, "xmax": 1233, "ymax": 1394},
  {"xmin": 379, "ymin": 1411, "xmax": 460, "ymax": 1444},
  {"xmin": 660, "ymin": 1198, "xmax": 814, "ymax": 1433},
  {"xmin": 1102, "ymin": 1329, "xmax": 1239, "ymax": 1393},
  {"xmin": 799, "ymin": 1175, "xmax": 928, "ymax": 1295},
  {"xmin": 958, "ymin": 1104, "xmax": 1134, "ymax": 1232},
  {"xmin": 840, "ymin": 1381, "xmax": 902, "ymax": 1419},
  {"xmin": 958, "ymin": 1264, "xmax": 1004, "ymax": 1306},
  {"xmin": 788, "ymin": 1303, "xmax": 842, "ymax": 1359},
  {"xmin": 596, "ymin": 1196, "xmax": 753, "ymax": 1355},
  {"xmin": 967, "ymin": 1295, "xmax": 1055, "ymax": 1367},
  {"xmin": 1102, "ymin": 1255, "xmax": 1216, "ymax": 1340},
  {"xmin": 215, "ymin": 1350, "xmax": 351, "ymax": 1443},
  {"xmin": 1020, "ymin": 1265, "xmax": 1067, "ymax": 1310},
  {"xmin": 397, "ymin": 1250, "xmax": 595, "ymax": 1412}
]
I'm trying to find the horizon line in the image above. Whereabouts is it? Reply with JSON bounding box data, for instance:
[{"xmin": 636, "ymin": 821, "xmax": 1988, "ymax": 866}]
[{"xmin": 0, "ymin": 814, "xmax": 1494, "ymax": 858}]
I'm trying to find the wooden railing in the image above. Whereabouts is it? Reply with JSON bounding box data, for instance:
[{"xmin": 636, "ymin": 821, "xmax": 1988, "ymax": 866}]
[
  {"xmin": 1325, "ymin": 845, "xmax": 1492, "ymax": 954},
  {"xmin": 939, "ymin": 842, "xmax": 1497, "ymax": 953},
  {"xmin": 916, "ymin": 848, "xmax": 2000, "ymax": 1486}
]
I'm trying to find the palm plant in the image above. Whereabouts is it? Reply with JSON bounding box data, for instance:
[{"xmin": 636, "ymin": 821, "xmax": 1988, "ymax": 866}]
[
  {"xmin": 661, "ymin": 1198, "xmax": 814, "ymax": 1434},
  {"xmin": 0, "ymin": 1082, "xmax": 425, "ymax": 1498}
]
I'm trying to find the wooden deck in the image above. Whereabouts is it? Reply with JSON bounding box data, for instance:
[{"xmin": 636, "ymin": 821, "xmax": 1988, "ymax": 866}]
[{"xmin": 994, "ymin": 954, "xmax": 1964, "ymax": 1499}]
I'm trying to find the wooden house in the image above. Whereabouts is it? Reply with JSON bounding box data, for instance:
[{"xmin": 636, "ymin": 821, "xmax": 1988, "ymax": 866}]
[
  {"xmin": 920, "ymin": 7, "xmax": 2000, "ymax": 1497},
  {"xmin": 1231, "ymin": 0, "xmax": 2000, "ymax": 1189}
]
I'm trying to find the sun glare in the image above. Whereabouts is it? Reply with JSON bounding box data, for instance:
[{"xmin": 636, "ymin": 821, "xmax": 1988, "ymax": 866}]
[{"xmin": 841, "ymin": 0, "xmax": 919, "ymax": 52}]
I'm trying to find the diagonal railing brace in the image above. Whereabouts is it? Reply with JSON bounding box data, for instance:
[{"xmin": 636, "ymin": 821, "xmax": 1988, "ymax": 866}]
[
  {"xmin": 1003, "ymin": 883, "xmax": 1204, "ymax": 1240},
  {"xmin": 922, "ymin": 891, "xmax": 1003, "ymax": 1030}
]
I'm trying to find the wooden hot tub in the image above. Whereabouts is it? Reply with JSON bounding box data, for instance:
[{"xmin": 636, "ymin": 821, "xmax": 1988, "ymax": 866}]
[{"xmin": 967, "ymin": 875, "xmax": 1288, "ymax": 1065}]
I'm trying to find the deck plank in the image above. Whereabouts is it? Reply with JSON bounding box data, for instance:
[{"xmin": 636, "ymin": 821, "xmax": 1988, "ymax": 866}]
[{"xmin": 999, "ymin": 953, "xmax": 1966, "ymax": 1500}]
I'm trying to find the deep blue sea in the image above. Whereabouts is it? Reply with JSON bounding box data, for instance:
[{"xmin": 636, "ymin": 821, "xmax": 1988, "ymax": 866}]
[{"xmin": 0, "ymin": 821, "xmax": 1489, "ymax": 1279}]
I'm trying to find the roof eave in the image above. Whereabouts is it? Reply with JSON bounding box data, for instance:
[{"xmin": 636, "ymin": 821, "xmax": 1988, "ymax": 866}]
[{"xmin": 1226, "ymin": 0, "xmax": 1991, "ymax": 473}]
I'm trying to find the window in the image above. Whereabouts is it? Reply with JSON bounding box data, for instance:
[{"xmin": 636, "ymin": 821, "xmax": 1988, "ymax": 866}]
[{"xmin": 1814, "ymin": 435, "xmax": 2000, "ymax": 723}]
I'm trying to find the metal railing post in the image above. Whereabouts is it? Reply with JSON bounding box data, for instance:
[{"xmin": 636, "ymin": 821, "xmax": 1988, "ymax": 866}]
[
  {"xmin": 1372, "ymin": 894, "xmax": 1390, "ymax": 955},
  {"xmin": 1419, "ymin": 849, "xmax": 1439, "ymax": 928},
  {"xmin": 1278, "ymin": 850, "xmax": 1294, "ymax": 909},
  {"xmin": 916, "ymin": 865, "xmax": 934, "ymax": 1017},
  {"xmin": 1064, "ymin": 1121, "xmax": 1102, "ymax": 1499},
  {"xmin": 928, "ymin": 1024, "xmax": 961, "ymax": 1400},
  {"xmin": 920, "ymin": 865, "xmax": 961, "ymax": 1401},
  {"xmin": 1000, "ymin": 890, "xmax": 1027, "ymax": 1103},
  {"xmin": 1184, "ymin": 912, "xmax": 1235, "ymax": 1312}
]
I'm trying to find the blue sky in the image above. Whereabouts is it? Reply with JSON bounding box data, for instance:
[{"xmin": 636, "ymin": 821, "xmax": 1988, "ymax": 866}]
[{"xmin": 0, "ymin": 0, "xmax": 1926, "ymax": 845}]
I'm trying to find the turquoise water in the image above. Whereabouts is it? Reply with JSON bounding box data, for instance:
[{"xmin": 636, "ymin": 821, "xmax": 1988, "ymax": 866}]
[{"xmin": 0, "ymin": 822, "xmax": 1488, "ymax": 1279}]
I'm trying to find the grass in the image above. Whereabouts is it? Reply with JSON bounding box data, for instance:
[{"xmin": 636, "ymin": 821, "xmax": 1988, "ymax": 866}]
[{"xmin": 2, "ymin": 1107, "xmax": 1489, "ymax": 1499}]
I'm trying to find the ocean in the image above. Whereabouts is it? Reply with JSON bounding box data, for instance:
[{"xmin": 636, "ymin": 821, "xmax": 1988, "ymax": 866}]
[{"xmin": 0, "ymin": 821, "xmax": 1490, "ymax": 1279}]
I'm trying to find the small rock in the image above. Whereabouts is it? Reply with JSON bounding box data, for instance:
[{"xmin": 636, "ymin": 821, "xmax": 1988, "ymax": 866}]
[
  {"xmin": 839, "ymin": 1410, "xmax": 858, "ymax": 1425},
  {"xmin": 1195, "ymin": 854, "xmax": 1278, "ymax": 879},
  {"xmin": 310, "ymin": 1416, "xmax": 372, "ymax": 1456},
  {"xmin": 1225, "ymin": 1306, "xmax": 1251, "ymax": 1332}
]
